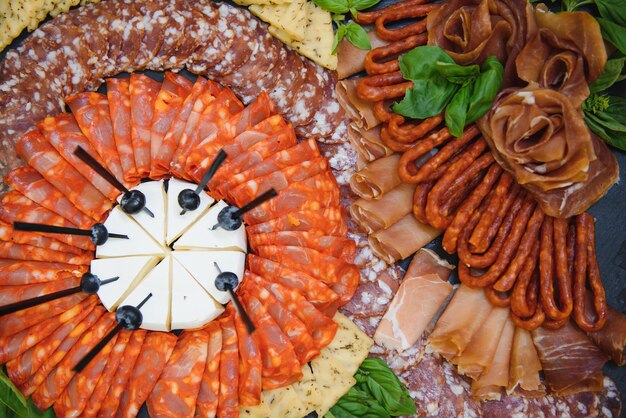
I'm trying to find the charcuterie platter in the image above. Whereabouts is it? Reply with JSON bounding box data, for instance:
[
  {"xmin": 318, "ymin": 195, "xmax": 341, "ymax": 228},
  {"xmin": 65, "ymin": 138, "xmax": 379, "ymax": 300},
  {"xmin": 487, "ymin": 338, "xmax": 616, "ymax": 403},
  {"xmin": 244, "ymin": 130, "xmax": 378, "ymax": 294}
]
[{"xmin": 0, "ymin": 0, "xmax": 625, "ymax": 417}]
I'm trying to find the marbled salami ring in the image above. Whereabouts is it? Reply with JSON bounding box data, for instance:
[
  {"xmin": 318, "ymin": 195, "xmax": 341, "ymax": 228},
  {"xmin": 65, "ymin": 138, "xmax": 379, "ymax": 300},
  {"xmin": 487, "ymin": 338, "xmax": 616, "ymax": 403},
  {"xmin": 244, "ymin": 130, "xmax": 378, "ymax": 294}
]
[
  {"xmin": 357, "ymin": 71, "xmax": 412, "ymax": 102},
  {"xmin": 364, "ymin": 33, "xmax": 427, "ymax": 75}
]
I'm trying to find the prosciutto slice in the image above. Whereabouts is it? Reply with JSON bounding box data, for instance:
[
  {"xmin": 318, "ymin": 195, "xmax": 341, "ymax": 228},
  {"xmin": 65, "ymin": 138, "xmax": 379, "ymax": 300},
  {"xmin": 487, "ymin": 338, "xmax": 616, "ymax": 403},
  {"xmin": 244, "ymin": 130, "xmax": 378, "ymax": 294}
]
[
  {"xmin": 589, "ymin": 306, "xmax": 626, "ymax": 366},
  {"xmin": 336, "ymin": 79, "xmax": 380, "ymax": 130},
  {"xmin": 350, "ymin": 154, "xmax": 401, "ymax": 199},
  {"xmin": 507, "ymin": 326, "xmax": 543, "ymax": 394},
  {"xmin": 351, "ymin": 183, "xmax": 416, "ymax": 233},
  {"xmin": 347, "ymin": 125, "xmax": 393, "ymax": 168},
  {"xmin": 369, "ymin": 214, "xmax": 440, "ymax": 264},
  {"xmin": 336, "ymin": 31, "xmax": 388, "ymax": 79}
]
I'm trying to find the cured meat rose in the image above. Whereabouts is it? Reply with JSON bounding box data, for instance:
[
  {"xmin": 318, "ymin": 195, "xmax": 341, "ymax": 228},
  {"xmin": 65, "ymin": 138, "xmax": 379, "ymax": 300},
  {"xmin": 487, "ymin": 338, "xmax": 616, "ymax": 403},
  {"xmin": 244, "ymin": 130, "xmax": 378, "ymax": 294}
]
[{"xmin": 195, "ymin": 322, "xmax": 222, "ymax": 418}]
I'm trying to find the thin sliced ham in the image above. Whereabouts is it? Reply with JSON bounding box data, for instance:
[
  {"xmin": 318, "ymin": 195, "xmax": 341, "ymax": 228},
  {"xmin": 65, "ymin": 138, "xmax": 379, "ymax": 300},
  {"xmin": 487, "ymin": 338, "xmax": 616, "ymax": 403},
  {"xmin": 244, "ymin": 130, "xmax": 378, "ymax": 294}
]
[
  {"xmin": 369, "ymin": 214, "xmax": 440, "ymax": 264},
  {"xmin": 589, "ymin": 306, "xmax": 626, "ymax": 366},
  {"xmin": 347, "ymin": 125, "xmax": 393, "ymax": 166},
  {"xmin": 472, "ymin": 317, "xmax": 515, "ymax": 400},
  {"xmin": 507, "ymin": 326, "xmax": 544, "ymax": 394},
  {"xmin": 336, "ymin": 79, "xmax": 380, "ymax": 130},
  {"xmin": 350, "ymin": 154, "xmax": 401, "ymax": 199},
  {"xmin": 351, "ymin": 183, "xmax": 416, "ymax": 233}
]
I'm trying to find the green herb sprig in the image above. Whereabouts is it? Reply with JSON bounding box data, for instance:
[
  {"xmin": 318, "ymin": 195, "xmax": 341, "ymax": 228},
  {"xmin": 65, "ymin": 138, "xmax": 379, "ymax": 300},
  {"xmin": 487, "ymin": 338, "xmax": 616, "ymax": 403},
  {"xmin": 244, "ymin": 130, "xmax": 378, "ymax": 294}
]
[
  {"xmin": 392, "ymin": 46, "xmax": 504, "ymax": 137},
  {"xmin": 0, "ymin": 367, "xmax": 54, "ymax": 418},
  {"xmin": 313, "ymin": 0, "xmax": 379, "ymax": 52},
  {"xmin": 325, "ymin": 358, "xmax": 417, "ymax": 418}
]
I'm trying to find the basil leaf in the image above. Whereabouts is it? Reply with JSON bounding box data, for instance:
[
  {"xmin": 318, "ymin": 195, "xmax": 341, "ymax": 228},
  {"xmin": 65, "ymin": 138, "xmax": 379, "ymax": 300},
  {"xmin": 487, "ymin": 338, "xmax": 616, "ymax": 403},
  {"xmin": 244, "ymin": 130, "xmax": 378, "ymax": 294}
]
[
  {"xmin": 0, "ymin": 368, "xmax": 28, "ymax": 417},
  {"xmin": 436, "ymin": 61, "xmax": 480, "ymax": 84},
  {"xmin": 446, "ymin": 82, "xmax": 472, "ymax": 137},
  {"xmin": 357, "ymin": 358, "xmax": 417, "ymax": 416},
  {"xmin": 329, "ymin": 387, "xmax": 390, "ymax": 418},
  {"xmin": 398, "ymin": 46, "xmax": 455, "ymax": 82},
  {"xmin": 590, "ymin": 54, "xmax": 626, "ymax": 93},
  {"xmin": 350, "ymin": 0, "xmax": 380, "ymax": 11},
  {"xmin": 345, "ymin": 22, "xmax": 371, "ymax": 50},
  {"xmin": 312, "ymin": 0, "xmax": 350, "ymax": 14},
  {"xmin": 333, "ymin": 24, "xmax": 347, "ymax": 54},
  {"xmin": 597, "ymin": 17, "xmax": 626, "ymax": 55},
  {"xmin": 465, "ymin": 56, "xmax": 504, "ymax": 124},
  {"xmin": 594, "ymin": 0, "xmax": 626, "ymax": 26}
]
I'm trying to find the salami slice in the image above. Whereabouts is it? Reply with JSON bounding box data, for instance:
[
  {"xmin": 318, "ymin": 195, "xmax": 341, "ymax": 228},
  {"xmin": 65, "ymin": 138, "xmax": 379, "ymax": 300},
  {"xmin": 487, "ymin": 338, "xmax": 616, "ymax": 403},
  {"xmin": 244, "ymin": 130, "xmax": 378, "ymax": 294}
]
[
  {"xmin": 241, "ymin": 291, "xmax": 302, "ymax": 390},
  {"xmin": 245, "ymin": 208, "xmax": 348, "ymax": 236},
  {"xmin": 195, "ymin": 322, "xmax": 222, "ymax": 418},
  {"xmin": 217, "ymin": 315, "xmax": 239, "ymax": 418},
  {"xmin": 130, "ymin": 2, "xmax": 167, "ymax": 70},
  {"xmin": 0, "ymin": 242, "xmax": 90, "ymax": 265},
  {"xmin": 5, "ymin": 166, "xmax": 94, "ymax": 227},
  {"xmin": 116, "ymin": 331, "xmax": 177, "ymax": 418},
  {"xmin": 0, "ymin": 296, "xmax": 96, "ymax": 364},
  {"xmin": 65, "ymin": 92, "xmax": 125, "ymax": 186},
  {"xmin": 98, "ymin": 329, "xmax": 147, "ymax": 417},
  {"xmin": 0, "ymin": 293, "xmax": 88, "ymax": 337},
  {"xmin": 38, "ymin": 114, "xmax": 119, "ymax": 200},
  {"xmin": 233, "ymin": 307, "xmax": 263, "ymax": 406},
  {"xmin": 249, "ymin": 232, "xmax": 355, "ymax": 263},
  {"xmin": 147, "ymin": 330, "xmax": 209, "ymax": 418},
  {"xmin": 247, "ymin": 255, "xmax": 339, "ymax": 310},
  {"xmin": 16, "ymin": 305, "xmax": 103, "ymax": 397},
  {"xmin": 0, "ymin": 260, "xmax": 86, "ymax": 286},
  {"xmin": 0, "ymin": 221, "xmax": 83, "ymax": 255},
  {"xmin": 129, "ymin": 73, "xmax": 162, "ymax": 177},
  {"xmin": 0, "ymin": 274, "xmax": 79, "ymax": 305},
  {"xmin": 15, "ymin": 130, "xmax": 112, "ymax": 220},
  {"xmin": 106, "ymin": 77, "xmax": 139, "ymax": 184}
]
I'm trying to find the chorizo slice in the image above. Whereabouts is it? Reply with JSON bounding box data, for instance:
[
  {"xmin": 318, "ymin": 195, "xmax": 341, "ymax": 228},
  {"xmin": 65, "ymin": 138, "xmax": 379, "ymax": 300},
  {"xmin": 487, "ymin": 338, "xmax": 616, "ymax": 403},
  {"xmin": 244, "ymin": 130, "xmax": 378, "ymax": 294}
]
[
  {"xmin": 98, "ymin": 329, "xmax": 147, "ymax": 417},
  {"xmin": 0, "ymin": 295, "xmax": 96, "ymax": 364},
  {"xmin": 0, "ymin": 292, "xmax": 88, "ymax": 338},
  {"xmin": 0, "ymin": 241, "xmax": 90, "ymax": 265},
  {"xmin": 16, "ymin": 304, "xmax": 103, "ymax": 397},
  {"xmin": 65, "ymin": 92, "xmax": 125, "ymax": 185},
  {"xmin": 116, "ymin": 331, "xmax": 177, "ymax": 418},
  {"xmin": 147, "ymin": 330, "xmax": 209, "ymax": 418},
  {"xmin": 240, "ymin": 291, "xmax": 302, "ymax": 390},
  {"xmin": 217, "ymin": 315, "xmax": 239, "ymax": 418},
  {"xmin": 245, "ymin": 208, "xmax": 348, "ymax": 237},
  {"xmin": 233, "ymin": 306, "xmax": 263, "ymax": 407},
  {"xmin": 247, "ymin": 255, "xmax": 339, "ymax": 310},
  {"xmin": 106, "ymin": 77, "xmax": 140, "ymax": 184},
  {"xmin": 0, "ymin": 260, "xmax": 86, "ymax": 286},
  {"xmin": 5, "ymin": 166, "xmax": 94, "ymax": 228},
  {"xmin": 248, "ymin": 232, "xmax": 355, "ymax": 263},
  {"xmin": 0, "ymin": 274, "xmax": 80, "ymax": 305},
  {"xmin": 195, "ymin": 322, "xmax": 222, "ymax": 418},
  {"xmin": 37, "ymin": 114, "xmax": 119, "ymax": 200},
  {"xmin": 0, "ymin": 220, "xmax": 83, "ymax": 255},
  {"xmin": 15, "ymin": 130, "xmax": 112, "ymax": 220},
  {"xmin": 129, "ymin": 73, "xmax": 162, "ymax": 177}
]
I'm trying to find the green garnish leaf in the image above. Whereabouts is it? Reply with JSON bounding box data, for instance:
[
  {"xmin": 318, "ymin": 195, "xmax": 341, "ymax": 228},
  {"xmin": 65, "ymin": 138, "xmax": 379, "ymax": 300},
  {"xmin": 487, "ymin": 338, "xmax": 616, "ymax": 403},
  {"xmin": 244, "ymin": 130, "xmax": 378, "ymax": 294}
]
[
  {"xmin": 356, "ymin": 358, "xmax": 417, "ymax": 416},
  {"xmin": 597, "ymin": 17, "xmax": 626, "ymax": 55},
  {"xmin": 584, "ymin": 94, "xmax": 626, "ymax": 150},
  {"xmin": 350, "ymin": 0, "xmax": 380, "ymax": 11},
  {"xmin": 332, "ymin": 23, "xmax": 347, "ymax": 54},
  {"xmin": 436, "ymin": 61, "xmax": 480, "ymax": 84},
  {"xmin": 345, "ymin": 22, "xmax": 371, "ymax": 50},
  {"xmin": 446, "ymin": 82, "xmax": 472, "ymax": 138},
  {"xmin": 590, "ymin": 54, "xmax": 626, "ymax": 93},
  {"xmin": 465, "ymin": 56, "xmax": 504, "ymax": 124},
  {"xmin": 0, "ymin": 368, "xmax": 28, "ymax": 417}
]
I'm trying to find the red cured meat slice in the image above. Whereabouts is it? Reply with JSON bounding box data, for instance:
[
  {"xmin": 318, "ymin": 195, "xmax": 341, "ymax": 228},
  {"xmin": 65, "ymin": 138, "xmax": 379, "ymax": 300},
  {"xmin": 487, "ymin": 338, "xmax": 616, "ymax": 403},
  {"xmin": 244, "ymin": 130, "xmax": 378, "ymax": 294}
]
[
  {"xmin": 0, "ymin": 292, "xmax": 88, "ymax": 337},
  {"xmin": 5, "ymin": 166, "xmax": 94, "ymax": 227},
  {"xmin": 0, "ymin": 274, "xmax": 79, "ymax": 305},
  {"xmin": 241, "ymin": 291, "xmax": 302, "ymax": 390},
  {"xmin": 15, "ymin": 130, "xmax": 112, "ymax": 220},
  {"xmin": 245, "ymin": 208, "xmax": 348, "ymax": 236},
  {"xmin": 37, "ymin": 114, "xmax": 119, "ymax": 200},
  {"xmin": 0, "ymin": 220, "xmax": 83, "ymax": 255},
  {"xmin": 249, "ymin": 232, "xmax": 356, "ymax": 263},
  {"xmin": 0, "ymin": 295, "xmax": 96, "ymax": 364},
  {"xmin": 149, "ymin": 72, "xmax": 193, "ymax": 178},
  {"xmin": 217, "ymin": 315, "xmax": 239, "ymax": 418},
  {"xmin": 0, "ymin": 260, "xmax": 86, "ymax": 286},
  {"xmin": 247, "ymin": 255, "xmax": 339, "ymax": 310},
  {"xmin": 243, "ymin": 274, "xmax": 319, "ymax": 365},
  {"xmin": 16, "ymin": 304, "xmax": 103, "ymax": 397},
  {"xmin": 53, "ymin": 328, "xmax": 118, "ymax": 417},
  {"xmin": 152, "ymin": 77, "xmax": 212, "ymax": 177},
  {"xmin": 147, "ymin": 330, "xmax": 209, "ymax": 418},
  {"xmin": 65, "ymin": 92, "xmax": 125, "ymax": 185},
  {"xmin": 233, "ymin": 307, "xmax": 262, "ymax": 406},
  {"xmin": 195, "ymin": 322, "xmax": 222, "ymax": 418},
  {"xmin": 129, "ymin": 73, "xmax": 161, "ymax": 177},
  {"xmin": 116, "ymin": 331, "xmax": 177, "ymax": 418},
  {"xmin": 106, "ymin": 77, "xmax": 139, "ymax": 184},
  {"xmin": 81, "ymin": 330, "xmax": 132, "ymax": 418},
  {"xmin": 32, "ymin": 311, "xmax": 116, "ymax": 410},
  {"xmin": 0, "ymin": 241, "xmax": 90, "ymax": 265},
  {"xmin": 98, "ymin": 329, "xmax": 147, "ymax": 417}
]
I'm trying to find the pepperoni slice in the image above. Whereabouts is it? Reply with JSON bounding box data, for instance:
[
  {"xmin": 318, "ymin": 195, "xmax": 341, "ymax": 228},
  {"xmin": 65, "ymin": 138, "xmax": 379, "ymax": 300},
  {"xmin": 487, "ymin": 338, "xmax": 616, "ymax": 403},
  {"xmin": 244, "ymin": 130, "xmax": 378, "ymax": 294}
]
[
  {"xmin": 233, "ymin": 307, "xmax": 262, "ymax": 406},
  {"xmin": 0, "ymin": 274, "xmax": 79, "ymax": 305},
  {"xmin": 0, "ymin": 260, "xmax": 86, "ymax": 286},
  {"xmin": 0, "ymin": 220, "xmax": 83, "ymax": 256},
  {"xmin": 249, "ymin": 232, "xmax": 355, "ymax": 263},
  {"xmin": 106, "ymin": 77, "xmax": 139, "ymax": 184},
  {"xmin": 15, "ymin": 130, "xmax": 112, "ymax": 220},
  {"xmin": 217, "ymin": 315, "xmax": 239, "ymax": 418},
  {"xmin": 147, "ymin": 330, "xmax": 209, "ymax": 418},
  {"xmin": 98, "ymin": 329, "xmax": 147, "ymax": 417},
  {"xmin": 5, "ymin": 166, "xmax": 94, "ymax": 227},
  {"xmin": 0, "ymin": 242, "xmax": 90, "ymax": 265},
  {"xmin": 116, "ymin": 331, "xmax": 177, "ymax": 418},
  {"xmin": 195, "ymin": 322, "xmax": 222, "ymax": 418},
  {"xmin": 245, "ymin": 208, "xmax": 348, "ymax": 236},
  {"xmin": 129, "ymin": 73, "xmax": 161, "ymax": 178},
  {"xmin": 65, "ymin": 92, "xmax": 125, "ymax": 185}
]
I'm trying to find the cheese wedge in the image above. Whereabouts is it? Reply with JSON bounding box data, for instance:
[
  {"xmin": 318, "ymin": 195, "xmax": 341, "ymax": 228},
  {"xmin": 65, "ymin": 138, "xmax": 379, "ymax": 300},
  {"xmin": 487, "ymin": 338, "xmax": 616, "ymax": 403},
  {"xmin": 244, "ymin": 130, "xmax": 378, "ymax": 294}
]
[
  {"xmin": 264, "ymin": 386, "xmax": 308, "ymax": 418},
  {"xmin": 92, "ymin": 255, "xmax": 160, "ymax": 311},
  {"xmin": 166, "ymin": 179, "xmax": 214, "ymax": 244},
  {"xmin": 174, "ymin": 200, "xmax": 247, "ymax": 253},
  {"xmin": 172, "ymin": 251, "xmax": 245, "ymax": 304},
  {"xmin": 96, "ymin": 206, "xmax": 165, "ymax": 258},
  {"xmin": 292, "ymin": 363, "xmax": 322, "ymax": 415},
  {"xmin": 119, "ymin": 181, "xmax": 167, "ymax": 245},
  {"xmin": 119, "ymin": 255, "xmax": 172, "ymax": 332},
  {"xmin": 249, "ymin": 0, "xmax": 307, "ymax": 42},
  {"xmin": 311, "ymin": 350, "xmax": 356, "ymax": 416},
  {"xmin": 268, "ymin": 2, "xmax": 337, "ymax": 70},
  {"xmin": 240, "ymin": 398, "xmax": 271, "ymax": 418},
  {"xmin": 170, "ymin": 258, "xmax": 225, "ymax": 330},
  {"xmin": 326, "ymin": 312, "xmax": 374, "ymax": 376}
]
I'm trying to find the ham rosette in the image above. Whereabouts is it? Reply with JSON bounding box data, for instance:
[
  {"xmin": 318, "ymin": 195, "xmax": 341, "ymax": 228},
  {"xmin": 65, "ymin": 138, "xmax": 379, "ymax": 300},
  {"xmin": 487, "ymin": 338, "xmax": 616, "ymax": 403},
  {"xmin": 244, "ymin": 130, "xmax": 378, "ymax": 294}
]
[
  {"xmin": 426, "ymin": 0, "xmax": 536, "ymax": 85},
  {"xmin": 515, "ymin": 9, "xmax": 607, "ymax": 107},
  {"xmin": 478, "ymin": 85, "xmax": 618, "ymax": 218}
]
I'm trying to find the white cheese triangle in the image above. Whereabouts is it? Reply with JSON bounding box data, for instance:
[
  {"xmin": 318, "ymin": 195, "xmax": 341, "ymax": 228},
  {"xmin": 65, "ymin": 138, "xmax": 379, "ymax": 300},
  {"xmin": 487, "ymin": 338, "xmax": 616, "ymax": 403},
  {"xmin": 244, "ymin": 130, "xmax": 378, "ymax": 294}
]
[
  {"xmin": 166, "ymin": 178, "xmax": 214, "ymax": 245},
  {"xmin": 118, "ymin": 180, "xmax": 167, "ymax": 245},
  {"xmin": 170, "ymin": 258, "xmax": 225, "ymax": 330},
  {"xmin": 96, "ymin": 206, "xmax": 165, "ymax": 258},
  {"xmin": 174, "ymin": 200, "xmax": 247, "ymax": 252},
  {"xmin": 172, "ymin": 250, "xmax": 245, "ymax": 304},
  {"xmin": 119, "ymin": 255, "xmax": 172, "ymax": 332},
  {"xmin": 92, "ymin": 255, "xmax": 160, "ymax": 311}
]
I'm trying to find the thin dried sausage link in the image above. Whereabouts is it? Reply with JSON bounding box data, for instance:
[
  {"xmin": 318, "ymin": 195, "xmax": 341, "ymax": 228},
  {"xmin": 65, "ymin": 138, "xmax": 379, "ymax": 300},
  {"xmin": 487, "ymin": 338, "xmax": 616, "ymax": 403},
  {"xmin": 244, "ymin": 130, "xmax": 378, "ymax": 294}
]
[
  {"xmin": 540, "ymin": 217, "xmax": 574, "ymax": 321},
  {"xmin": 485, "ymin": 285, "xmax": 511, "ymax": 307},
  {"xmin": 541, "ymin": 316, "xmax": 569, "ymax": 330},
  {"xmin": 511, "ymin": 302, "xmax": 545, "ymax": 331},
  {"xmin": 387, "ymin": 114, "xmax": 443, "ymax": 144},
  {"xmin": 374, "ymin": 4, "xmax": 440, "ymax": 41},
  {"xmin": 510, "ymin": 241, "xmax": 540, "ymax": 318},
  {"xmin": 357, "ymin": 71, "xmax": 412, "ymax": 102},
  {"xmin": 356, "ymin": 0, "xmax": 432, "ymax": 24},
  {"xmin": 364, "ymin": 33, "xmax": 427, "ymax": 75},
  {"xmin": 412, "ymin": 182, "xmax": 432, "ymax": 223},
  {"xmin": 398, "ymin": 127, "xmax": 452, "ymax": 182},
  {"xmin": 573, "ymin": 213, "xmax": 607, "ymax": 332},
  {"xmin": 373, "ymin": 101, "xmax": 394, "ymax": 123}
]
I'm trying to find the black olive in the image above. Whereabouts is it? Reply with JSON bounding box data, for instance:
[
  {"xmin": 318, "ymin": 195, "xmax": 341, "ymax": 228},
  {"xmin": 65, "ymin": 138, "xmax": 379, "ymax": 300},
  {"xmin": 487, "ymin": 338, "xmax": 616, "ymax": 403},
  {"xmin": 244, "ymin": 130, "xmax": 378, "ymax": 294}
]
[
  {"xmin": 216, "ymin": 205, "xmax": 242, "ymax": 231},
  {"xmin": 90, "ymin": 223, "xmax": 109, "ymax": 245},
  {"xmin": 115, "ymin": 305, "xmax": 143, "ymax": 330},
  {"xmin": 80, "ymin": 273, "xmax": 101, "ymax": 294},
  {"xmin": 178, "ymin": 189, "xmax": 201, "ymax": 212},
  {"xmin": 120, "ymin": 190, "xmax": 146, "ymax": 214},
  {"xmin": 215, "ymin": 271, "xmax": 239, "ymax": 292}
]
